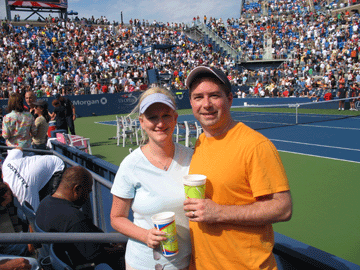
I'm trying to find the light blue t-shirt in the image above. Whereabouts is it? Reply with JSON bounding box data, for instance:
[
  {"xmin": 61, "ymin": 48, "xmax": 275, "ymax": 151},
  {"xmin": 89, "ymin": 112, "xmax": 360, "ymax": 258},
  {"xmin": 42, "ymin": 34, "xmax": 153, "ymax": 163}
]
[{"xmin": 111, "ymin": 143, "xmax": 193, "ymax": 270}]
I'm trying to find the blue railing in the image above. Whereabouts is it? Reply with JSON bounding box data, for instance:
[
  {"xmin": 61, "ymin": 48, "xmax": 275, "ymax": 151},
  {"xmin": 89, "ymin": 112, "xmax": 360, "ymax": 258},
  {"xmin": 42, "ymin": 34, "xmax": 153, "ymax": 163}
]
[{"xmin": 1, "ymin": 144, "xmax": 359, "ymax": 269}]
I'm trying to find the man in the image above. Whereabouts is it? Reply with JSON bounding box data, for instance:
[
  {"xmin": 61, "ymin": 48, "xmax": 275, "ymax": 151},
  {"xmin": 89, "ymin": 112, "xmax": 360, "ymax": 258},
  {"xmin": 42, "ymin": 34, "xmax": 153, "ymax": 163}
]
[
  {"xmin": 183, "ymin": 66, "xmax": 292, "ymax": 270},
  {"xmin": 36, "ymin": 166, "xmax": 125, "ymax": 269},
  {"xmin": 55, "ymin": 93, "xmax": 76, "ymax": 135},
  {"xmin": 24, "ymin": 91, "xmax": 36, "ymax": 117},
  {"xmin": 2, "ymin": 148, "xmax": 65, "ymax": 211}
]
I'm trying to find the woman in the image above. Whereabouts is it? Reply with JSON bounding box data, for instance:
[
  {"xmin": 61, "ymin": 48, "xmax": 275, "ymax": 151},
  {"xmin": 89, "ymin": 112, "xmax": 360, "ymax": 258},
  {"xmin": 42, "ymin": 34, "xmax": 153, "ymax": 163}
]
[
  {"xmin": 31, "ymin": 100, "xmax": 50, "ymax": 150},
  {"xmin": 2, "ymin": 92, "xmax": 37, "ymax": 148},
  {"xmin": 50, "ymin": 99, "xmax": 68, "ymax": 132},
  {"xmin": 110, "ymin": 87, "xmax": 193, "ymax": 270}
]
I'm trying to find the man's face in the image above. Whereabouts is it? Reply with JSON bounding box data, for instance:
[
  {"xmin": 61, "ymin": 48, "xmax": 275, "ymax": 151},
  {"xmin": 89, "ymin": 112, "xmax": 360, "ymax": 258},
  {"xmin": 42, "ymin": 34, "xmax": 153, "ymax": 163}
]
[
  {"xmin": 74, "ymin": 178, "xmax": 93, "ymax": 207},
  {"xmin": 190, "ymin": 78, "xmax": 233, "ymax": 136},
  {"xmin": 25, "ymin": 92, "xmax": 36, "ymax": 107}
]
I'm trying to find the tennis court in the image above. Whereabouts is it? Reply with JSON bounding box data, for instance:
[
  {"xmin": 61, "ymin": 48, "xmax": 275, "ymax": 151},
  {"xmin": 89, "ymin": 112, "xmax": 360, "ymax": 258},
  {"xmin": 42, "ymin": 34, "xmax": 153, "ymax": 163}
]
[{"xmin": 93, "ymin": 108, "xmax": 360, "ymax": 265}]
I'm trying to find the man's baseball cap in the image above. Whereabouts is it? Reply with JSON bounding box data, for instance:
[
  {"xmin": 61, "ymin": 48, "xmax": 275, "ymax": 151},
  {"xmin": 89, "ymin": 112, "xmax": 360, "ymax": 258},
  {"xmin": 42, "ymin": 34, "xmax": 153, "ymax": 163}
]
[
  {"xmin": 55, "ymin": 93, "xmax": 61, "ymax": 99},
  {"xmin": 185, "ymin": 66, "xmax": 231, "ymax": 92},
  {"xmin": 139, "ymin": 93, "xmax": 176, "ymax": 114}
]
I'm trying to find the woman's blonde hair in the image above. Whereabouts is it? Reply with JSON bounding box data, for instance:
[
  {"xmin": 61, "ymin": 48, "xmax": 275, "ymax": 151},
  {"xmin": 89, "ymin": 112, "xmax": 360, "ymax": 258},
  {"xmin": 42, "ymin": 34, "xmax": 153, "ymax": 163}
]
[
  {"xmin": 130, "ymin": 87, "xmax": 177, "ymax": 117},
  {"xmin": 128, "ymin": 87, "xmax": 177, "ymax": 145}
]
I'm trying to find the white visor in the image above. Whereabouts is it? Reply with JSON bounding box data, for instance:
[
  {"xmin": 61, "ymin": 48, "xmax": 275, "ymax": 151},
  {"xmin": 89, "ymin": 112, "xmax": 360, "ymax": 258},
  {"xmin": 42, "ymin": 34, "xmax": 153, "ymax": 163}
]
[{"xmin": 139, "ymin": 93, "xmax": 176, "ymax": 114}]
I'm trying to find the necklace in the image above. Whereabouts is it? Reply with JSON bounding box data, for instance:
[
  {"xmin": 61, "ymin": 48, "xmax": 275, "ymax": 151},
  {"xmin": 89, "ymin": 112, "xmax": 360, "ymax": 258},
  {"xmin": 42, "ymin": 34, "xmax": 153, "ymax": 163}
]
[{"xmin": 147, "ymin": 145, "xmax": 174, "ymax": 171}]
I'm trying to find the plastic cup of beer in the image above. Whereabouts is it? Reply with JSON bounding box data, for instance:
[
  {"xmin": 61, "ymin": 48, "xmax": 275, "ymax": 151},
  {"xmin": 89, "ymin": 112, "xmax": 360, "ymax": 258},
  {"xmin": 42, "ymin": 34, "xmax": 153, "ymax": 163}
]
[
  {"xmin": 151, "ymin": 212, "xmax": 179, "ymax": 257},
  {"xmin": 183, "ymin": 174, "xmax": 207, "ymax": 199}
]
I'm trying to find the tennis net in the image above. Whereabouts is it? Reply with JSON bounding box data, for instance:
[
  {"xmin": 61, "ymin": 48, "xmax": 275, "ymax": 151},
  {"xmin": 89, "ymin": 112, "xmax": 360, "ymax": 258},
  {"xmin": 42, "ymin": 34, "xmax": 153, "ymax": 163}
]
[{"xmin": 231, "ymin": 97, "xmax": 360, "ymax": 130}]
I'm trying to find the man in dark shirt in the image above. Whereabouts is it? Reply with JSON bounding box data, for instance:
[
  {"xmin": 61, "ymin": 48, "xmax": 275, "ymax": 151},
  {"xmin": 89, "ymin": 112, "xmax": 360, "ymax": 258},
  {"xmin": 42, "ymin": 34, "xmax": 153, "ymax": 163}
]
[
  {"xmin": 55, "ymin": 93, "xmax": 76, "ymax": 135},
  {"xmin": 36, "ymin": 166, "xmax": 125, "ymax": 269}
]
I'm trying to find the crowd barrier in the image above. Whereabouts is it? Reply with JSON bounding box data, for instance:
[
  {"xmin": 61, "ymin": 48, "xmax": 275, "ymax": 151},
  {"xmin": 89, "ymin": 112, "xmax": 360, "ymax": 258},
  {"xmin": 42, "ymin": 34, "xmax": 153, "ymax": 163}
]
[
  {"xmin": 48, "ymin": 142, "xmax": 360, "ymax": 269},
  {"xmin": 0, "ymin": 141, "xmax": 358, "ymax": 269}
]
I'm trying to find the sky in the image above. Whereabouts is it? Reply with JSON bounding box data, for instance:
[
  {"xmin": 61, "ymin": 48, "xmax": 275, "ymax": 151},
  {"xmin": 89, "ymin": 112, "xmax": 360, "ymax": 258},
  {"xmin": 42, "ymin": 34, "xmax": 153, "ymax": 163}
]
[{"xmin": 0, "ymin": 0, "xmax": 241, "ymax": 25}]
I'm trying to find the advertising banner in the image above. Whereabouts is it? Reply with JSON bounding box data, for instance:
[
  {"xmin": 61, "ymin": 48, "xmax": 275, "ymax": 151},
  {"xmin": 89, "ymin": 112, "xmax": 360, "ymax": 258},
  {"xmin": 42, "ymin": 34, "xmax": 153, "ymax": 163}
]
[
  {"xmin": 0, "ymin": 90, "xmax": 190, "ymax": 118},
  {"xmin": 8, "ymin": 0, "xmax": 68, "ymax": 9}
]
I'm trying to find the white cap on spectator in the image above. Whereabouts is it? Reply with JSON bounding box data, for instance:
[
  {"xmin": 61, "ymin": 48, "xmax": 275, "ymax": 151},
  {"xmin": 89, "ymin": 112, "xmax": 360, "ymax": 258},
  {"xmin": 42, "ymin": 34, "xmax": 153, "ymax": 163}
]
[{"xmin": 139, "ymin": 93, "xmax": 175, "ymax": 114}]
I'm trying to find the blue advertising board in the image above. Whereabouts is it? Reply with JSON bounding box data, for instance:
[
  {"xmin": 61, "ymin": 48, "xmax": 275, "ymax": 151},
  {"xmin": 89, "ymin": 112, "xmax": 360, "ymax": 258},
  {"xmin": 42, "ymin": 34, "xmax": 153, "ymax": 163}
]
[{"xmin": 0, "ymin": 90, "xmax": 191, "ymax": 118}]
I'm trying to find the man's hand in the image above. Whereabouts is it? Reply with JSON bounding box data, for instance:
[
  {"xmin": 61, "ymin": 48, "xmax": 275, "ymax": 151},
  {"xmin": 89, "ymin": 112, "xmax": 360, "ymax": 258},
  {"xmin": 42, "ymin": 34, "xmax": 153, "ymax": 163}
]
[
  {"xmin": 184, "ymin": 198, "xmax": 221, "ymax": 223},
  {"xmin": 0, "ymin": 258, "xmax": 32, "ymax": 270},
  {"xmin": 184, "ymin": 191, "xmax": 292, "ymax": 226}
]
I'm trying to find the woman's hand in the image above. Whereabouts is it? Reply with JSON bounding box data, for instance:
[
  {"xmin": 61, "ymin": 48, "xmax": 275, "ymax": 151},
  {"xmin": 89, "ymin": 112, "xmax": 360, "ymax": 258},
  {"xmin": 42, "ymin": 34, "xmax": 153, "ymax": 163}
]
[{"xmin": 145, "ymin": 228, "xmax": 167, "ymax": 249}]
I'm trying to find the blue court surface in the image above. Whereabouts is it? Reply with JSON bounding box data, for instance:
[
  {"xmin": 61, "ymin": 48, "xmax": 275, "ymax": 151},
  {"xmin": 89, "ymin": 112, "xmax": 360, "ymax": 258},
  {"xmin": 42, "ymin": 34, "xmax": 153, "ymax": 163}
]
[
  {"xmin": 97, "ymin": 113, "xmax": 360, "ymax": 265},
  {"xmin": 98, "ymin": 113, "xmax": 360, "ymax": 163}
]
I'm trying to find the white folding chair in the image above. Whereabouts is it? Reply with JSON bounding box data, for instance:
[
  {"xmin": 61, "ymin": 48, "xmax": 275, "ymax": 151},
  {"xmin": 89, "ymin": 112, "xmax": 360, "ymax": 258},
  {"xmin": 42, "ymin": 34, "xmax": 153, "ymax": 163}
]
[
  {"xmin": 184, "ymin": 121, "xmax": 198, "ymax": 147},
  {"xmin": 174, "ymin": 122, "xmax": 186, "ymax": 144},
  {"xmin": 125, "ymin": 115, "xmax": 142, "ymax": 145},
  {"xmin": 194, "ymin": 121, "xmax": 203, "ymax": 138},
  {"xmin": 116, "ymin": 116, "xmax": 135, "ymax": 147}
]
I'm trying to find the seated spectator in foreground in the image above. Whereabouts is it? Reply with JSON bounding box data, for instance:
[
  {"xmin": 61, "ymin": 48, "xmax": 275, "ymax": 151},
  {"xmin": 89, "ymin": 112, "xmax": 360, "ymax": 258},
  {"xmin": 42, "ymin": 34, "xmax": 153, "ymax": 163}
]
[
  {"xmin": 0, "ymin": 182, "xmax": 40, "ymax": 270},
  {"xmin": 0, "ymin": 256, "xmax": 39, "ymax": 270},
  {"xmin": 2, "ymin": 148, "xmax": 65, "ymax": 211},
  {"xmin": 36, "ymin": 166, "xmax": 125, "ymax": 269},
  {"xmin": 0, "ymin": 182, "xmax": 29, "ymax": 257}
]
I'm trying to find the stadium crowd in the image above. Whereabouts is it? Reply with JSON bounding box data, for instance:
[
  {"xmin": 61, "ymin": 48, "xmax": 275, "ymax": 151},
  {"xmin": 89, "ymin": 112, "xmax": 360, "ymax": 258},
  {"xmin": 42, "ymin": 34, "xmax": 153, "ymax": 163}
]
[
  {"xmin": 0, "ymin": 0, "xmax": 360, "ymax": 101},
  {"xmin": 0, "ymin": 1, "xmax": 359, "ymax": 269}
]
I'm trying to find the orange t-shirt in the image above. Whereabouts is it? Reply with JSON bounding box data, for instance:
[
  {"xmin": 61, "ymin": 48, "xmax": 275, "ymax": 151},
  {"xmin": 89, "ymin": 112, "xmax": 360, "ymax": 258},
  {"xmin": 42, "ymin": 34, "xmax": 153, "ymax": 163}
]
[{"xmin": 189, "ymin": 123, "xmax": 290, "ymax": 270}]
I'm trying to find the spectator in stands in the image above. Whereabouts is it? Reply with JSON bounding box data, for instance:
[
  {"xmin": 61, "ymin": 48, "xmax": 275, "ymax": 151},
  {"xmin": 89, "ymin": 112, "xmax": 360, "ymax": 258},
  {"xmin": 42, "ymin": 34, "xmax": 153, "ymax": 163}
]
[
  {"xmin": 110, "ymin": 87, "xmax": 193, "ymax": 270},
  {"xmin": 184, "ymin": 66, "xmax": 292, "ymax": 270},
  {"xmin": 2, "ymin": 148, "xmax": 65, "ymax": 211},
  {"xmin": 36, "ymin": 166, "xmax": 125, "ymax": 269},
  {"xmin": 2, "ymin": 93, "xmax": 37, "ymax": 149},
  {"xmin": 31, "ymin": 100, "xmax": 50, "ymax": 150}
]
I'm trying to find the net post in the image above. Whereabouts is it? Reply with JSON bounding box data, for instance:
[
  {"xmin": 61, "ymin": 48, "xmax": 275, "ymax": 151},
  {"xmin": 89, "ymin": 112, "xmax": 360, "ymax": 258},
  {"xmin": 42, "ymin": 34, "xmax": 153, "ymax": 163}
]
[{"xmin": 296, "ymin": 104, "xmax": 299, "ymax": 124}]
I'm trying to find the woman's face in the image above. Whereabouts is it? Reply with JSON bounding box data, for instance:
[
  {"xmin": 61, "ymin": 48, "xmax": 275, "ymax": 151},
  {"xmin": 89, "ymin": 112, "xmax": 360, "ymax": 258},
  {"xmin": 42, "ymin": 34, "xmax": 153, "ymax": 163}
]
[
  {"xmin": 34, "ymin": 105, "xmax": 44, "ymax": 115},
  {"xmin": 139, "ymin": 102, "xmax": 178, "ymax": 145}
]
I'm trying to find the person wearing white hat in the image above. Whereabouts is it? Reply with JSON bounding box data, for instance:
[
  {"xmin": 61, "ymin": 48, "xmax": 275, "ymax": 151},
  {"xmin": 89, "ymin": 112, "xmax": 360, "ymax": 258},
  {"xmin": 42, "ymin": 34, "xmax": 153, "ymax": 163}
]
[{"xmin": 110, "ymin": 87, "xmax": 193, "ymax": 270}]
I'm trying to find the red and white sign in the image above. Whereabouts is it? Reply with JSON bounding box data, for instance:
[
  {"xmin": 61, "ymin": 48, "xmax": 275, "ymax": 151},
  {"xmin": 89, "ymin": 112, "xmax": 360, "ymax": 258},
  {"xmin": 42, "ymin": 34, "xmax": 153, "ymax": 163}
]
[{"xmin": 8, "ymin": 1, "xmax": 67, "ymax": 8}]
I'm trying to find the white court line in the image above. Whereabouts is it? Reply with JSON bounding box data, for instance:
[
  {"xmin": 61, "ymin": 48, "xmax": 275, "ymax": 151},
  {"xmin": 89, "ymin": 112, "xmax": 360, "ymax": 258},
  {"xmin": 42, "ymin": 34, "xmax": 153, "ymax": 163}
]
[
  {"xmin": 278, "ymin": 150, "xmax": 360, "ymax": 164},
  {"xmin": 300, "ymin": 124, "xmax": 360, "ymax": 131},
  {"xmin": 94, "ymin": 121, "xmax": 116, "ymax": 126},
  {"xmin": 270, "ymin": 139, "xmax": 360, "ymax": 152}
]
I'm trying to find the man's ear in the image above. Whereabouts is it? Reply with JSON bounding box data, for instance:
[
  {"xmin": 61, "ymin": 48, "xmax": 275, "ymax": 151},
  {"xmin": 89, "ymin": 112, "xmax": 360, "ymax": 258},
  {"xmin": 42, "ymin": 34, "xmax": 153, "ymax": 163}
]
[{"xmin": 73, "ymin": 184, "xmax": 81, "ymax": 197}]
